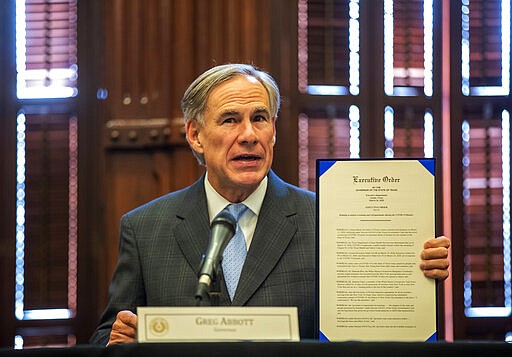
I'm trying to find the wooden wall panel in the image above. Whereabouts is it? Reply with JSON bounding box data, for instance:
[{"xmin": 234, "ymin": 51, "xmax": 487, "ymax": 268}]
[
  {"xmin": 102, "ymin": 147, "xmax": 204, "ymax": 280},
  {"xmin": 103, "ymin": 0, "xmax": 273, "ymax": 121},
  {"xmin": 94, "ymin": 0, "xmax": 275, "ymax": 321},
  {"xmin": 105, "ymin": 0, "xmax": 174, "ymax": 119}
]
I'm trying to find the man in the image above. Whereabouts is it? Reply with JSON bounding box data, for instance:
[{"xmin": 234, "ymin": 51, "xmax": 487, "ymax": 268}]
[{"xmin": 89, "ymin": 63, "xmax": 450, "ymax": 345}]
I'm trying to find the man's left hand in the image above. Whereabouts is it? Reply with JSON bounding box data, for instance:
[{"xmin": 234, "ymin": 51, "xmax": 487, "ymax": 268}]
[{"xmin": 420, "ymin": 236, "xmax": 450, "ymax": 280}]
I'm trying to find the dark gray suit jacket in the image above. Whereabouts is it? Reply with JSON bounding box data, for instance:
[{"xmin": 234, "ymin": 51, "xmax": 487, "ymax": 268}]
[{"xmin": 89, "ymin": 170, "xmax": 316, "ymax": 344}]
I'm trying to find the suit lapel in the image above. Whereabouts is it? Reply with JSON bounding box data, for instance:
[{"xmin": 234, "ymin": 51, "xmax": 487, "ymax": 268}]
[
  {"xmin": 233, "ymin": 171, "xmax": 297, "ymax": 305},
  {"xmin": 173, "ymin": 176, "xmax": 211, "ymax": 276}
]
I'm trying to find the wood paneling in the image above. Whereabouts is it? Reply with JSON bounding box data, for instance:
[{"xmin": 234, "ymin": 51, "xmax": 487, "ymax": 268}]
[
  {"xmin": 103, "ymin": 0, "xmax": 272, "ymax": 121},
  {"xmin": 83, "ymin": 0, "xmax": 277, "ymax": 340}
]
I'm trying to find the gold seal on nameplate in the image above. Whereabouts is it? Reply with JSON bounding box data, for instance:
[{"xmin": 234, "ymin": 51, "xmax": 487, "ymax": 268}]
[{"xmin": 149, "ymin": 317, "xmax": 169, "ymax": 336}]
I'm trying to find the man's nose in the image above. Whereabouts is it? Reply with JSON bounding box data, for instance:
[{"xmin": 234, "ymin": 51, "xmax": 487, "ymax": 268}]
[{"xmin": 238, "ymin": 120, "xmax": 258, "ymax": 144}]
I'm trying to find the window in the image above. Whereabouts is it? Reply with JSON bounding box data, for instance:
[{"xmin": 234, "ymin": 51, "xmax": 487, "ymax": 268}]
[
  {"xmin": 298, "ymin": 0, "xmax": 437, "ymax": 193},
  {"xmin": 460, "ymin": 0, "xmax": 511, "ymax": 321},
  {"xmin": 16, "ymin": 0, "xmax": 78, "ymax": 99},
  {"xmin": 13, "ymin": 0, "xmax": 78, "ymax": 348}
]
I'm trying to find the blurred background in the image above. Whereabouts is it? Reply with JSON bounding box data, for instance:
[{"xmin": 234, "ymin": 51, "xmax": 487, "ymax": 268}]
[{"xmin": 0, "ymin": 0, "xmax": 511, "ymax": 348}]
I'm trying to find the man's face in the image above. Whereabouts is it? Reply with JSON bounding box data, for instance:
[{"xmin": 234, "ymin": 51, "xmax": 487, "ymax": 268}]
[{"xmin": 186, "ymin": 75, "xmax": 276, "ymax": 201}]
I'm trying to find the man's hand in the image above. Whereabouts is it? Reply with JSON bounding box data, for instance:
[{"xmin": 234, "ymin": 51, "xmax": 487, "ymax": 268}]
[
  {"xmin": 420, "ymin": 236, "xmax": 450, "ymax": 281},
  {"xmin": 108, "ymin": 310, "xmax": 138, "ymax": 345}
]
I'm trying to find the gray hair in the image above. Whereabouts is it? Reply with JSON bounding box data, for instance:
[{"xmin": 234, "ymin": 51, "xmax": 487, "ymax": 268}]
[{"xmin": 181, "ymin": 63, "xmax": 281, "ymax": 165}]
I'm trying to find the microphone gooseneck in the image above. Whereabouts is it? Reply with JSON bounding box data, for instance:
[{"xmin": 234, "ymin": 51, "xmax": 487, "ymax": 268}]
[{"xmin": 195, "ymin": 211, "xmax": 236, "ymax": 303}]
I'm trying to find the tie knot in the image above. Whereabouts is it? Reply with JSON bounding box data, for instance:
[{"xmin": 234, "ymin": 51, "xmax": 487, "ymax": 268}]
[{"xmin": 224, "ymin": 203, "xmax": 248, "ymax": 221}]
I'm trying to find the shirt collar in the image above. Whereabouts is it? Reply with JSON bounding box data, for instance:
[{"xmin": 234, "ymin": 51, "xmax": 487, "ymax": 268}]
[{"xmin": 204, "ymin": 172, "xmax": 268, "ymax": 222}]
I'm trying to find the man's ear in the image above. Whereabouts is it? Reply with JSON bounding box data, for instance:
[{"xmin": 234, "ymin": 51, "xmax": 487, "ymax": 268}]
[{"xmin": 185, "ymin": 119, "xmax": 204, "ymax": 154}]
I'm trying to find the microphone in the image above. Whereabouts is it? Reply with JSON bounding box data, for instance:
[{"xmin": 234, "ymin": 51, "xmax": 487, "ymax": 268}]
[{"xmin": 195, "ymin": 210, "xmax": 236, "ymax": 302}]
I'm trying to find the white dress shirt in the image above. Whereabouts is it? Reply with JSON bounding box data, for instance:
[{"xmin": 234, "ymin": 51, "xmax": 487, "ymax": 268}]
[{"xmin": 204, "ymin": 172, "xmax": 267, "ymax": 250}]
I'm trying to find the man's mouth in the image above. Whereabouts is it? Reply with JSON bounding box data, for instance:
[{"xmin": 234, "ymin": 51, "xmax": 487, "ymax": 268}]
[{"xmin": 233, "ymin": 154, "xmax": 261, "ymax": 161}]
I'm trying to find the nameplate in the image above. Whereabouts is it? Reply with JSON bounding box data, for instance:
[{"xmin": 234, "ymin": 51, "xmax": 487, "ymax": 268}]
[{"xmin": 137, "ymin": 306, "xmax": 300, "ymax": 342}]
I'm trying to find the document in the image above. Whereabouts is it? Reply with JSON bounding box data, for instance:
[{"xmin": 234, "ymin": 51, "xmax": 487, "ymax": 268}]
[{"xmin": 317, "ymin": 159, "xmax": 436, "ymax": 342}]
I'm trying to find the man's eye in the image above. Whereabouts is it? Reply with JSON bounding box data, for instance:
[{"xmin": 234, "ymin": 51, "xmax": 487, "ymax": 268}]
[
  {"xmin": 253, "ymin": 115, "xmax": 268, "ymax": 122},
  {"xmin": 222, "ymin": 118, "xmax": 236, "ymax": 124}
]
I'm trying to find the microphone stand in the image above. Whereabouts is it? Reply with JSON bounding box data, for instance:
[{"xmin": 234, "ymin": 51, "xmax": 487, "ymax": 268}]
[
  {"xmin": 194, "ymin": 264, "xmax": 221, "ymax": 306},
  {"xmin": 209, "ymin": 275, "xmax": 220, "ymax": 306}
]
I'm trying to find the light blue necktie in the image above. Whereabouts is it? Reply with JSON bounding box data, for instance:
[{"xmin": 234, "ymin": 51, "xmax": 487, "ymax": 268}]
[{"xmin": 221, "ymin": 203, "xmax": 249, "ymax": 301}]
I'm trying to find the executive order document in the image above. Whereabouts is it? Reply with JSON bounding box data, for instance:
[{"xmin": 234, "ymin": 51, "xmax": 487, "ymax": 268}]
[{"xmin": 317, "ymin": 158, "xmax": 437, "ymax": 342}]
